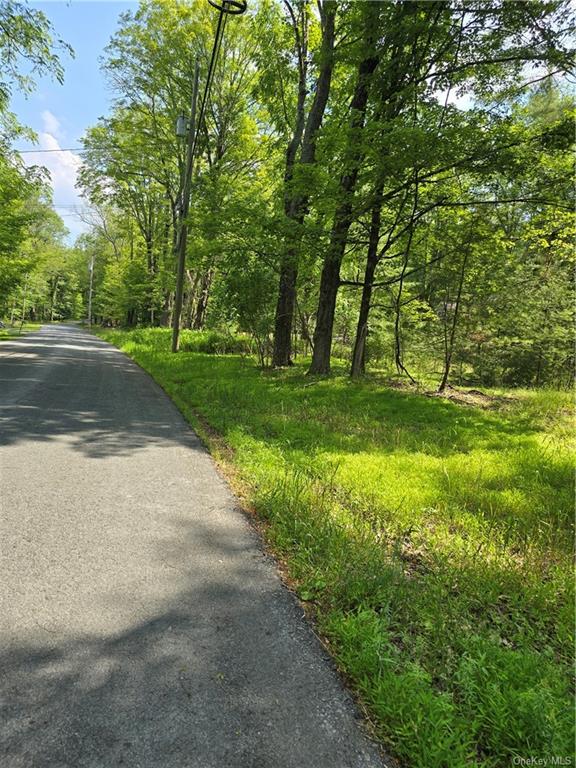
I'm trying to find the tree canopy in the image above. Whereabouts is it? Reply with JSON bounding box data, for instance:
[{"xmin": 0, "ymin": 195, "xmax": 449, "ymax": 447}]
[
  {"xmin": 4, "ymin": 0, "xmax": 574, "ymax": 389},
  {"xmin": 0, "ymin": 0, "xmax": 74, "ymax": 320}
]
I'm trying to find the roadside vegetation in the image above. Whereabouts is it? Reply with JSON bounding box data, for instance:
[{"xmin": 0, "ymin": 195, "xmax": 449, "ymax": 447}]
[
  {"xmin": 0, "ymin": 322, "xmax": 41, "ymax": 340},
  {"xmin": 0, "ymin": 2, "xmax": 79, "ymax": 327},
  {"xmin": 97, "ymin": 327, "xmax": 575, "ymax": 768}
]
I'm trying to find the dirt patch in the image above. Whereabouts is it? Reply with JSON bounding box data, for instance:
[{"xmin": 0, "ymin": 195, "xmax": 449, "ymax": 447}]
[{"xmin": 426, "ymin": 384, "xmax": 517, "ymax": 410}]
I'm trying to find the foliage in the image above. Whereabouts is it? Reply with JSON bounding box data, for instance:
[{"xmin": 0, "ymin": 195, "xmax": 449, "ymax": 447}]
[
  {"xmin": 0, "ymin": 0, "xmax": 72, "ymax": 111},
  {"xmin": 0, "ymin": 0, "xmax": 74, "ymax": 319},
  {"xmin": 129, "ymin": 326, "xmax": 252, "ymax": 354},
  {"xmin": 72, "ymin": 0, "xmax": 575, "ymax": 389},
  {"xmin": 0, "ymin": 176, "xmax": 72, "ymax": 319}
]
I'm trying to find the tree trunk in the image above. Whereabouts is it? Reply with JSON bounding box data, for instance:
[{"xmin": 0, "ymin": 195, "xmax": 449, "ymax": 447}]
[
  {"xmin": 273, "ymin": 258, "xmax": 297, "ymax": 365},
  {"xmin": 193, "ymin": 269, "xmax": 213, "ymax": 330},
  {"xmin": 350, "ymin": 190, "xmax": 383, "ymax": 378},
  {"xmin": 50, "ymin": 277, "xmax": 59, "ymax": 322},
  {"xmin": 309, "ymin": 214, "xmax": 352, "ymax": 374},
  {"xmin": 309, "ymin": 258, "xmax": 340, "ymax": 373},
  {"xmin": 438, "ymin": 244, "xmax": 470, "ymax": 393},
  {"xmin": 272, "ymin": 2, "xmax": 336, "ymax": 366},
  {"xmin": 309, "ymin": 12, "xmax": 380, "ymax": 375},
  {"xmin": 160, "ymin": 290, "xmax": 173, "ymax": 327},
  {"xmin": 184, "ymin": 269, "xmax": 199, "ymax": 329},
  {"xmin": 144, "ymin": 232, "xmax": 156, "ymax": 325}
]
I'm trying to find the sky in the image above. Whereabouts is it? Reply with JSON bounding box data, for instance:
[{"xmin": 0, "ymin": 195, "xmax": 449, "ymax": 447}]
[{"xmin": 11, "ymin": 1, "xmax": 137, "ymax": 242}]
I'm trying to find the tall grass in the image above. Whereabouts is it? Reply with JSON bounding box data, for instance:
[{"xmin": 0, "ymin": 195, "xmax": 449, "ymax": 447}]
[{"xmin": 97, "ymin": 327, "xmax": 575, "ymax": 767}]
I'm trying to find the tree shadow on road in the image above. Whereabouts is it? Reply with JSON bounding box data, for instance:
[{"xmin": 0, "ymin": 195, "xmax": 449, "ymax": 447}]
[
  {"xmin": 1, "ymin": 486, "xmax": 385, "ymax": 768},
  {"xmin": 0, "ymin": 327, "xmax": 202, "ymax": 459}
]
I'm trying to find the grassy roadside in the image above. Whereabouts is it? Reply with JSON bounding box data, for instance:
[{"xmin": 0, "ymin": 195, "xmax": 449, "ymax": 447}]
[
  {"xmin": 96, "ymin": 327, "xmax": 574, "ymax": 768},
  {"xmin": 0, "ymin": 322, "xmax": 41, "ymax": 340}
]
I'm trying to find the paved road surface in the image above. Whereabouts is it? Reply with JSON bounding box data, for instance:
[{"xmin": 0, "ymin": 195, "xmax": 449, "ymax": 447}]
[{"xmin": 0, "ymin": 325, "xmax": 387, "ymax": 768}]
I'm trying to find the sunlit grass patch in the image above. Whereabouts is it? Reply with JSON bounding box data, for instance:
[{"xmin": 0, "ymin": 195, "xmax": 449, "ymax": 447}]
[{"xmin": 0, "ymin": 322, "xmax": 41, "ymax": 340}]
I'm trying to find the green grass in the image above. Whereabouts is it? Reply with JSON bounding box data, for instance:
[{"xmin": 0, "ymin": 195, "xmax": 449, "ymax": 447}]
[
  {"xmin": 96, "ymin": 327, "xmax": 575, "ymax": 768},
  {"xmin": 0, "ymin": 322, "xmax": 41, "ymax": 340}
]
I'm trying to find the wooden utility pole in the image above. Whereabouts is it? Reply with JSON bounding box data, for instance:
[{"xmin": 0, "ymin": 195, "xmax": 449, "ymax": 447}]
[
  {"xmin": 19, "ymin": 275, "xmax": 29, "ymax": 334},
  {"xmin": 88, "ymin": 253, "xmax": 95, "ymax": 328},
  {"xmin": 172, "ymin": 61, "xmax": 200, "ymax": 353}
]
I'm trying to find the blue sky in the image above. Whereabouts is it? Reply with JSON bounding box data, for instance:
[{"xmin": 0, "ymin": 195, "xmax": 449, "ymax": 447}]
[{"xmin": 11, "ymin": 1, "xmax": 137, "ymax": 241}]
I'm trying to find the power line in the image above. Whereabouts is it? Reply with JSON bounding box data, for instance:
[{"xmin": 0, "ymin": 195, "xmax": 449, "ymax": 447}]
[
  {"xmin": 15, "ymin": 147, "xmax": 86, "ymax": 154},
  {"xmin": 172, "ymin": 0, "xmax": 246, "ymax": 353},
  {"xmin": 191, "ymin": 8, "xmax": 228, "ymax": 161}
]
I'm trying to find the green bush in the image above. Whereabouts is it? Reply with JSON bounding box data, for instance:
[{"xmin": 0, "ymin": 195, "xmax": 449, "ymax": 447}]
[
  {"xmin": 179, "ymin": 330, "xmax": 252, "ymax": 355},
  {"xmin": 110, "ymin": 327, "xmax": 252, "ymax": 355}
]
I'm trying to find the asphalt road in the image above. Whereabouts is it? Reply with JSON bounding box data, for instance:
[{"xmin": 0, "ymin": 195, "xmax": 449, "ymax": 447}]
[{"xmin": 0, "ymin": 324, "xmax": 387, "ymax": 768}]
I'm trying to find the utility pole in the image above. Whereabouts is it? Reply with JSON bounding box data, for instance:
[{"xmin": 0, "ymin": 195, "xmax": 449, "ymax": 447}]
[
  {"xmin": 88, "ymin": 253, "xmax": 95, "ymax": 328},
  {"xmin": 172, "ymin": 61, "xmax": 200, "ymax": 353},
  {"xmin": 19, "ymin": 275, "xmax": 29, "ymax": 334}
]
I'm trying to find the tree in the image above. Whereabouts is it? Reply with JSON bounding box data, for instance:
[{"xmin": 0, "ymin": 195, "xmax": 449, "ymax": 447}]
[
  {"xmin": 308, "ymin": 0, "xmax": 575, "ymax": 374},
  {"xmin": 0, "ymin": 0, "xmax": 72, "ymax": 111},
  {"xmin": 0, "ymin": 0, "xmax": 72, "ymax": 316},
  {"xmin": 79, "ymin": 0, "xmax": 262, "ymax": 328},
  {"xmin": 254, "ymin": 0, "xmax": 336, "ymax": 366},
  {"xmin": 75, "ymin": 0, "xmax": 574, "ymax": 390}
]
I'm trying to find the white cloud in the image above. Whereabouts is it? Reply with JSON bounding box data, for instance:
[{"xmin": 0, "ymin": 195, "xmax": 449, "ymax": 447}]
[
  {"xmin": 20, "ymin": 111, "xmax": 88, "ymax": 242},
  {"xmin": 36, "ymin": 131, "xmax": 83, "ymax": 201},
  {"xmin": 41, "ymin": 109, "xmax": 63, "ymax": 140},
  {"xmin": 435, "ymin": 89, "xmax": 473, "ymax": 111}
]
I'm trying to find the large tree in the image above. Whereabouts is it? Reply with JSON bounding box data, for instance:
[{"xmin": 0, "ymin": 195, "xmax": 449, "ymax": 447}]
[
  {"xmin": 254, "ymin": 0, "xmax": 336, "ymax": 366},
  {"xmin": 308, "ymin": 0, "xmax": 575, "ymax": 374}
]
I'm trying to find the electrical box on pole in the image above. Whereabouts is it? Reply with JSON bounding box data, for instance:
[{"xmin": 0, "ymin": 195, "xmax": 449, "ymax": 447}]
[{"xmin": 175, "ymin": 115, "xmax": 188, "ymax": 138}]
